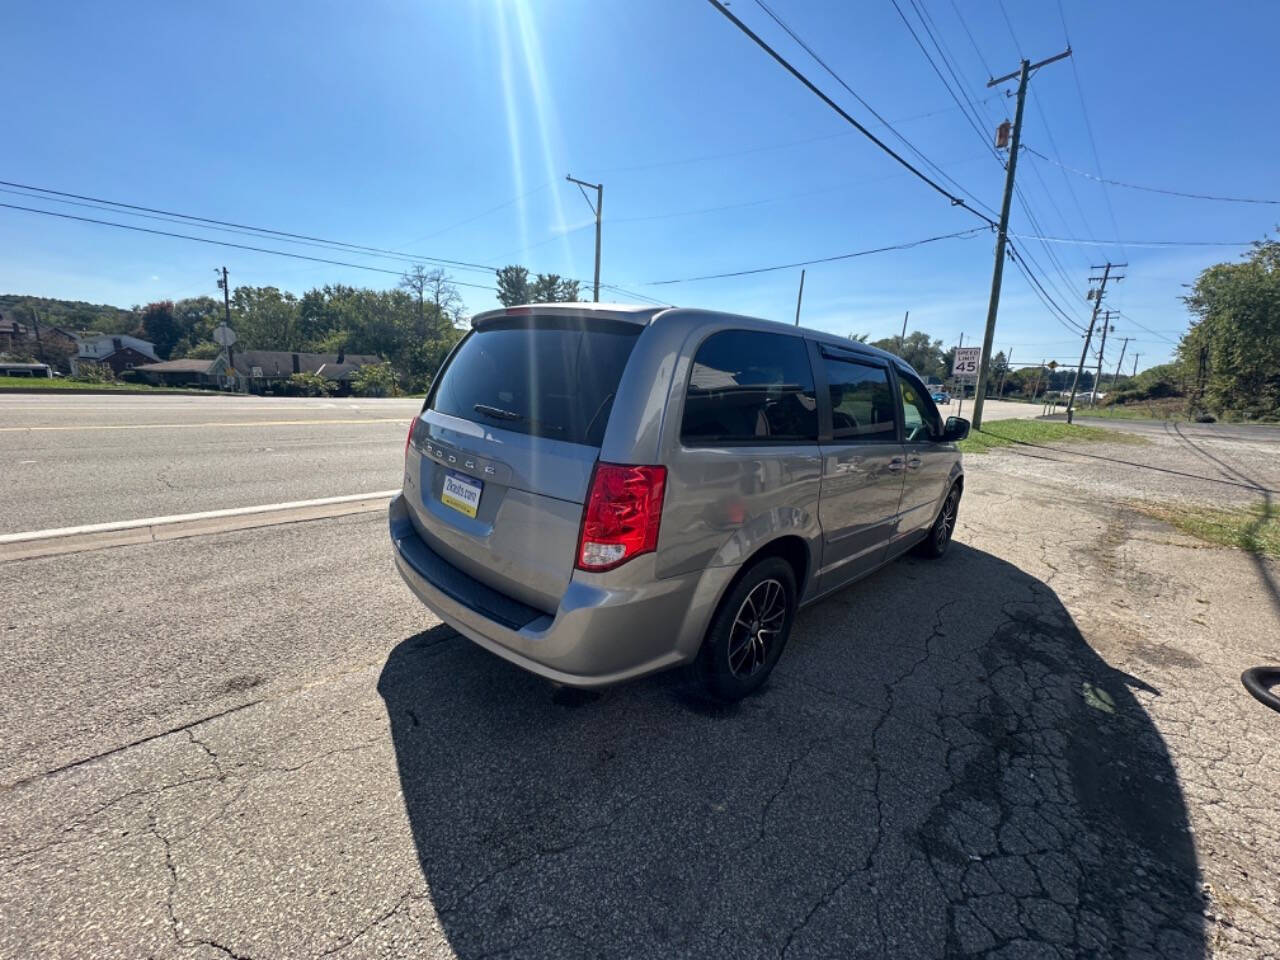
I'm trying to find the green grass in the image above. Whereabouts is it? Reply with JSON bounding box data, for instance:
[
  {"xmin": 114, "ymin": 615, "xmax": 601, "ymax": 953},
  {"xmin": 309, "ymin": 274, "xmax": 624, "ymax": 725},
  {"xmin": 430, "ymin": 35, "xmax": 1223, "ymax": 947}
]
[
  {"xmin": 1136, "ymin": 502, "xmax": 1280, "ymax": 558},
  {"xmin": 957, "ymin": 417, "xmax": 1147, "ymax": 454},
  {"xmin": 0, "ymin": 376, "xmax": 210, "ymax": 393}
]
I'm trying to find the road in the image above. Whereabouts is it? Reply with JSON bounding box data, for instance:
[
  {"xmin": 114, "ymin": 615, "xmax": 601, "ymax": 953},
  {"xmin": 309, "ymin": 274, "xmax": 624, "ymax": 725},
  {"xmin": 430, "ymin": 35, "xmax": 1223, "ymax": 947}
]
[
  {"xmin": 0, "ymin": 395, "xmax": 420, "ymax": 532},
  {"xmin": 0, "ymin": 395, "xmax": 1038, "ymax": 535},
  {"xmin": 2, "ymin": 396, "xmax": 1278, "ymax": 959}
]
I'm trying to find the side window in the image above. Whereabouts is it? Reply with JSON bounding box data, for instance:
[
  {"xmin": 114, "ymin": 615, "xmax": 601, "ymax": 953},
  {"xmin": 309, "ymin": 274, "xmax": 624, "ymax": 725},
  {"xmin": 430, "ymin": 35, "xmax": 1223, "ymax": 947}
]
[
  {"xmin": 682, "ymin": 330, "xmax": 818, "ymax": 445},
  {"xmin": 899, "ymin": 371, "xmax": 943, "ymax": 443},
  {"xmin": 823, "ymin": 357, "xmax": 897, "ymax": 442}
]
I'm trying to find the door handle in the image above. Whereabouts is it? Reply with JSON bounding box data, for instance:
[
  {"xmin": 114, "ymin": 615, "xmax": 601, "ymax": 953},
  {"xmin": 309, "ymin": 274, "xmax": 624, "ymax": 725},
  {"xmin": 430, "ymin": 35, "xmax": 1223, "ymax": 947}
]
[
  {"xmin": 887, "ymin": 457, "xmax": 906, "ymax": 472},
  {"xmin": 906, "ymin": 456, "xmax": 923, "ymax": 469}
]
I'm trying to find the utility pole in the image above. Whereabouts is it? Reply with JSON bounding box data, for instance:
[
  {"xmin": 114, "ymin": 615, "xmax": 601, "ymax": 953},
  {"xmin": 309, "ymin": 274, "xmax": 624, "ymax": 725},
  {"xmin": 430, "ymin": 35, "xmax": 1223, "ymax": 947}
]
[
  {"xmin": 955, "ymin": 332, "xmax": 966, "ymax": 420},
  {"xmin": 1091, "ymin": 310, "xmax": 1114, "ymax": 403},
  {"xmin": 565, "ymin": 174, "xmax": 603, "ymax": 302},
  {"xmin": 1111, "ymin": 336, "xmax": 1130, "ymax": 391},
  {"xmin": 971, "ymin": 48, "xmax": 1072, "ymax": 431},
  {"xmin": 216, "ymin": 266, "xmax": 234, "ymax": 373},
  {"xmin": 1132, "ymin": 354, "xmax": 1140, "ymax": 378},
  {"xmin": 1030, "ymin": 358, "xmax": 1046, "ymax": 401},
  {"xmin": 898, "ymin": 310, "xmax": 909, "ymax": 350},
  {"xmin": 1066, "ymin": 262, "xmax": 1125, "ymax": 423},
  {"xmin": 996, "ymin": 349, "xmax": 1013, "ymax": 399},
  {"xmin": 794, "ymin": 269, "xmax": 806, "ymax": 325}
]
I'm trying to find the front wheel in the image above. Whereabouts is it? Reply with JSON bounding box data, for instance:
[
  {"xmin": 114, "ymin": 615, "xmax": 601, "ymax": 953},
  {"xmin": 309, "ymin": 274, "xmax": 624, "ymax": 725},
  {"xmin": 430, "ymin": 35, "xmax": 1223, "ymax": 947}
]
[
  {"xmin": 692, "ymin": 557, "xmax": 797, "ymax": 702},
  {"xmin": 915, "ymin": 484, "xmax": 961, "ymax": 558}
]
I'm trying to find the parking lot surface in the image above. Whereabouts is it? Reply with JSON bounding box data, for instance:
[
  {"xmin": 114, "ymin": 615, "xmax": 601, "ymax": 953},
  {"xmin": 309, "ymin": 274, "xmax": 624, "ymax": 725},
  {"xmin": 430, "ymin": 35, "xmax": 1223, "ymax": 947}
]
[{"xmin": 2, "ymin": 403, "xmax": 1278, "ymax": 959}]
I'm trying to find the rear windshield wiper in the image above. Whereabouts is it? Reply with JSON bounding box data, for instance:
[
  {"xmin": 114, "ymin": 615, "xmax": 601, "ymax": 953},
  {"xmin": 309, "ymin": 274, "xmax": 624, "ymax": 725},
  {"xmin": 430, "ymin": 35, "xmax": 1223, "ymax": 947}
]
[
  {"xmin": 474, "ymin": 403, "xmax": 524, "ymax": 421},
  {"xmin": 474, "ymin": 403, "xmax": 566, "ymax": 436}
]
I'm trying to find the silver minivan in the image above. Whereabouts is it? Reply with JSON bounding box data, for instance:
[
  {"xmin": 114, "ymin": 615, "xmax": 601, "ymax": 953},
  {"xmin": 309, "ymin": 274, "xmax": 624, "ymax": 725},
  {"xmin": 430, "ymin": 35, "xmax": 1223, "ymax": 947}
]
[{"xmin": 390, "ymin": 303, "xmax": 969, "ymax": 700}]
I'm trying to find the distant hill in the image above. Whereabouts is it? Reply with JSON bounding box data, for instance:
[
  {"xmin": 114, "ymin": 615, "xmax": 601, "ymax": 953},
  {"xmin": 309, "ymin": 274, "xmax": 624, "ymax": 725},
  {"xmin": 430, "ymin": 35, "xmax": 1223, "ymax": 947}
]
[{"xmin": 0, "ymin": 293, "xmax": 139, "ymax": 335}]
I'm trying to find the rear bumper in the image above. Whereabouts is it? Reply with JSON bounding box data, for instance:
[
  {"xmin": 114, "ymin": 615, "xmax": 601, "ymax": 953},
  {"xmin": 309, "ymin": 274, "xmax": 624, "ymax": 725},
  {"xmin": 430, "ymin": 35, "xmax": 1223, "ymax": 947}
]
[{"xmin": 389, "ymin": 493, "xmax": 726, "ymax": 687}]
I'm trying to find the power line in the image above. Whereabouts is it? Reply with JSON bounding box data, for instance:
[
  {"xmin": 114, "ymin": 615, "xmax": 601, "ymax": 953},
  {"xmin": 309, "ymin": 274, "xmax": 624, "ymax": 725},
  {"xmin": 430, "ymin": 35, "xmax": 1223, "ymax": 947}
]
[
  {"xmin": 0, "ymin": 178, "xmax": 497, "ymax": 275},
  {"xmin": 1114, "ymin": 310, "xmax": 1181, "ymax": 345},
  {"xmin": 0, "ymin": 201, "xmax": 501, "ymax": 290},
  {"xmin": 750, "ymin": 0, "xmax": 999, "ymax": 219},
  {"xmin": 1023, "ymin": 145, "xmax": 1280, "ymax": 205},
  {"xmin": 1056, "ymin": 0, "xmax": 1126, "ymax": 260},
  {"xmin": 948, "ymin": 0, "xmax": 995, "ymax": 79},
  {"xmin": 646, "ymin": 227, "xmax": 987, "ymax": 285},
  {"xmin": 996, "ymin": 0, "xmax": 1024, "ymax": 56},
  {"xmin": 702, "ymin": 0, "xmax": 996, "ymax": 225},
  {"xmin": 1005, "ymin": 242, "xmax": 1087, "ymax": 334},
  {"xmin": 1009, "ymin": 231, "xmax": 1253, "ymax": 248}
]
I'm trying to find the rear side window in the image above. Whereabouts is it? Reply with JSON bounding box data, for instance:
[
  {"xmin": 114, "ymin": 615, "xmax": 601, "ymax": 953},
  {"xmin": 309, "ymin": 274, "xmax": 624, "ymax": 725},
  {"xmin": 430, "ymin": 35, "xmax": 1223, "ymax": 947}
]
[
  {"xmin": 824, "ymin": 357, "xmax": 897, "ymax": 442},
  {"xmin": 427, "ymin": 316, "xmax": 639, "ymax": 447},
  {"xmin": 681, "ymin": 330, "xmax": 818, "ymax": 445}
]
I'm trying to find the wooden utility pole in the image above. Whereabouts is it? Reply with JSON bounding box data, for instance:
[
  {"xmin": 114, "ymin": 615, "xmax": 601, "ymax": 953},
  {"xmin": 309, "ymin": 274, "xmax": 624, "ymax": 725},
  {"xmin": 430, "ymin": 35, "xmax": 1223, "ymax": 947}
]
[
  {"xmin": 794, "ymin": 269, "xmax": 805, "ymax": 325},
  {"xmin": 1066, "ymin": 263, "xmax": 1125, "ymax": 423},
  {"xmin": 1091, "ymin": 310, "xmax": 1114, "ymax": 403},
  {"xmin": 1133, "ymin": 354, "xmax": 1140, "ymax": 378},
  {"xmin": 1029, "ymin": 358, "xmax": 1046, "ymax": 400},
  {"xmin": 1111, "ymin": 336, "xmax": 1131, "ymax": 391},
  {"xmin": 996, "ymin": 349, "xmax": 1013, "ymax": 399},
  {"xmin": 898, "ymin": 310, "xmax": 909, "ymax": 349},
  {"xmin": 971, "ymin": 48, "xmax": 1072, "ymax": 430},
  {"xmin": 566, "ymin": 174, "xmax": 603, "ymax": 301}
]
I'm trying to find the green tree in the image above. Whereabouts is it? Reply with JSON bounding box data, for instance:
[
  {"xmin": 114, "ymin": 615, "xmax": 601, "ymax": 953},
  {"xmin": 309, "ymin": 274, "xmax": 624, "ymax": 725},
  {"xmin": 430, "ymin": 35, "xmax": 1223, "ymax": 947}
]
[
  {"xmin": 286, "ymin": 371, "xmax": 331, "ymax": 397},
  {"xmin": 232, "ymin": 286, "xmax": 301, "ymax": 350},
  {"xmin": 1180, "ymin": 237, "xmax": 1280, "ymax": 417},
  {"xmin": 872, "ymin": 331, "xmax": 945, "ymax": 378},
  {"xmin": 141, "ymin": 301, "xmax": 181, "ymax": 359},
  {"xmin": 530, "ymin": 273, "xmax": 580, "ymax": 303},
  {"xmin": 496, "ymin": 265, "xmax": 531, "ymax": 307}
]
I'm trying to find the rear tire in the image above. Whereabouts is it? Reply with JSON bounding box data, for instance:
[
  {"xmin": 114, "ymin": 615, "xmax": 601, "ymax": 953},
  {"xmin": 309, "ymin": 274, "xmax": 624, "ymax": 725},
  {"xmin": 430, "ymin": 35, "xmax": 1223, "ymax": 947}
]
[
  {"xmin": 915, "ymin": 483, "xmax": 961, "ymax": 559},
  {"xmin": 692, "ymin": 557, "xmax": 797, "ymax": 702}
]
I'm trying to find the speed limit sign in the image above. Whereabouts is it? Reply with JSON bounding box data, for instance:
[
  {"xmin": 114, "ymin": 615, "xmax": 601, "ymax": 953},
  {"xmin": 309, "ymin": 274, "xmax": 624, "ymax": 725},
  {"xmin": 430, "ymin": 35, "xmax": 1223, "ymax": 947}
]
[{"xmin": 952, "ymin": 346, "xmax": 981, "ymax": 378}]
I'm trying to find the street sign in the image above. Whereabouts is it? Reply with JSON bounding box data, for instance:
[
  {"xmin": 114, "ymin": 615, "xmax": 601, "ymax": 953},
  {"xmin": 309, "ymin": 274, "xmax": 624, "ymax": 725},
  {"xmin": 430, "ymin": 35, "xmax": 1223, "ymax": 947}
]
[
  {"xmin": 952, "ymin": 346, "xmax": 981, "ymax": 379},
  {"xmin": 1047, "ymin": 360, "xmax": 1059, "ymax": 370},
  {"xmin": 213, "ymin": 324, "xmax": 237, "ymax": 346}
]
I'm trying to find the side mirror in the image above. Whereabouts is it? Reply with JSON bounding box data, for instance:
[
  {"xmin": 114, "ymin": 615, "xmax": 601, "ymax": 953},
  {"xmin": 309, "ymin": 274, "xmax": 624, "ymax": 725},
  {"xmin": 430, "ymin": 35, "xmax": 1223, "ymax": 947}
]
[{"xmin": 942, "ymin": 416, "xmax": 970, "ymax": 442}]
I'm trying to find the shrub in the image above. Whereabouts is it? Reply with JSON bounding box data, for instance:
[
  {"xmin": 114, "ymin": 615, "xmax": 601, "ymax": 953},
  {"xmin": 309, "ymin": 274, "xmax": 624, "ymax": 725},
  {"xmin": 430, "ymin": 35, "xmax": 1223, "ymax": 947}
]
[
  {"xmin": 284, "ymin": 371, "xmax": 331, "ymax": 397},
  {"xmin": 73, "ymin": 361, "xmax": 116, "ymax": 383},
  {"xmin": 350, "ymin": 361, "xmax": 397, "ymax": 397}
]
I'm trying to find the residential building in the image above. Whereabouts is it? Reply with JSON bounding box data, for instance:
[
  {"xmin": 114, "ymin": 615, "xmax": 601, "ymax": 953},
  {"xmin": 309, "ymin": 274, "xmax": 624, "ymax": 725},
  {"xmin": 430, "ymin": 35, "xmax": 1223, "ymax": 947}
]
[{"xmin": 72, "ymin": 333, "xmax": 160, "ymax": 376}]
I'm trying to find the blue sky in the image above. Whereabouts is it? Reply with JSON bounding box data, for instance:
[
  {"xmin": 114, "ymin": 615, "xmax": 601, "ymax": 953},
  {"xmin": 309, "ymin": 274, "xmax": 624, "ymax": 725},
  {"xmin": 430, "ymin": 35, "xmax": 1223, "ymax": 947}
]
[{"xmin": 2, "ymin": 0, "xmax": 1276, "ymax": 370}]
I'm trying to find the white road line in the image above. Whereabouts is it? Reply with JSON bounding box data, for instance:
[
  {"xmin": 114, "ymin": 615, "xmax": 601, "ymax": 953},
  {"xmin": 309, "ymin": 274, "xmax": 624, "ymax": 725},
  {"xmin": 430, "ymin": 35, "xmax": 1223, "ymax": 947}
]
[
  {"xmin": 0, "ymin": 417, "xmax": 406, "ymax": 433},
  {"xmin": 0, "ymin": 490, "xmax": 401, "ymax": 544}
]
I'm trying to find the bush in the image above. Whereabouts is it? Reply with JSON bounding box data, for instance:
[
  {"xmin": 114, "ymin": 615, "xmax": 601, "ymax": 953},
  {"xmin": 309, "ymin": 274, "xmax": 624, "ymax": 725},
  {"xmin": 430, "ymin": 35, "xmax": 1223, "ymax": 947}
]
[
  {"xmin": 284, "ymin": 371, "xmax": 331, "ymax": 397},
  {"xmin": 73, "ymin": 361, "xmax": 116, "ymax": 383},
  {"xmin": 350, "ymin": 361, "xmax": 397, "ymax": 397}
]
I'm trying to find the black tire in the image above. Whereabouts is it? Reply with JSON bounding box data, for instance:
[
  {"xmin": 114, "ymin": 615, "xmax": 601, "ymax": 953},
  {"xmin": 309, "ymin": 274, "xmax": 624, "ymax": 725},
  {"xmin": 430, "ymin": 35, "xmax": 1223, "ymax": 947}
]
[
  {"xmin": 692, "ymin": 557, "xmax": 798, "ymax": 702},
  {"xmin": 915, "ymin": 483, "xmax": 961, "ymax": 559}
]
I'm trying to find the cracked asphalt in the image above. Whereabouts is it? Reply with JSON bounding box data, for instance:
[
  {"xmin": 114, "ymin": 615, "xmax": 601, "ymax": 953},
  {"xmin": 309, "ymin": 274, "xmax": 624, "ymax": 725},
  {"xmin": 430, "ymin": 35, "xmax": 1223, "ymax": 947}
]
[{"xmin": 3, "ymin": 420, "xmax": 1279, "ymax": 958}]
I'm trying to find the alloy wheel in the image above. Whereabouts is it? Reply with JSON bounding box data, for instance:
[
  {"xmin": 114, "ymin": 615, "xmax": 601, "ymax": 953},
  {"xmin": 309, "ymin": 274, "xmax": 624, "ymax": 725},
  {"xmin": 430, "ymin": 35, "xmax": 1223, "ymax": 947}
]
[{"xmin": 727, "ymin": 578, "xmax": 787, "ymax": 677}]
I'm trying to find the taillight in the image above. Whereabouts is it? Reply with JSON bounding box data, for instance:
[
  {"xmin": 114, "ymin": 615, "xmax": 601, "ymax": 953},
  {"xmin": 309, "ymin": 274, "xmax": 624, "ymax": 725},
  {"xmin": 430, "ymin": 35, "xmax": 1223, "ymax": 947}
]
[
  {"xmin": 576, "ymin": 462, "xmax": 667, "ymax": 572},
  {"xmin": 405, "ymin": 417, "xmax": 417, "ymax": 460}
]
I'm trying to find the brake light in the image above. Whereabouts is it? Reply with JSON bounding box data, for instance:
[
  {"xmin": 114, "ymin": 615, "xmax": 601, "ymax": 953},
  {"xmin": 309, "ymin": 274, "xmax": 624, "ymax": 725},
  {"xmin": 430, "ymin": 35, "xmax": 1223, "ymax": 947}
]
[
  {"xmin": 576, "ymin": 463, "xmax": 667, "ymax": 572},
  {"xmin": 405, "ymin": 417, "xmax": 417, "ymax": 460}
]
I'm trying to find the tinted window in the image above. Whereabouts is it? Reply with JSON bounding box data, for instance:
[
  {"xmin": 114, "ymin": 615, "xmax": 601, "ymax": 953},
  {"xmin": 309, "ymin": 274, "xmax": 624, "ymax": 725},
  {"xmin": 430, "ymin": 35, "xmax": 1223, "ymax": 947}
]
[
  {"xmin": 824, "ymin": 357, "xmax": 897, "ymax": 442},
  {"xmin": 682, "ymin": 330, "xmax": 817, "ymax": 444},
  {"xmin": 427, "ymin": 315, "xmax": 639, "ymax": 447},
  {"xmin": 899, "ymin": 370, "xmax": 943, "ymax": 443}
]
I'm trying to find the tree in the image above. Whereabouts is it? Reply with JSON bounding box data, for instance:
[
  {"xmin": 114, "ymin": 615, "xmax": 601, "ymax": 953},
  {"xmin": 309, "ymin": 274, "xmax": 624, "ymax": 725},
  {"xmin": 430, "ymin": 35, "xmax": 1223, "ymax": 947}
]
[
  {"xmin": 872, "ymin": 330, "xmax": 945, "ymax": 379},
  {"xmin": 1180, "ymin": 237, "xmax": 1280, "ymax": 417},
  {"xmin": 424, "ymin": 268, "xmax": 464, "ymax": 331},
  {"xmin": 848, "ymin": 333, "xmax": 870, "ymax": 343},
  {"xmin": 496, "ymin": 265, "xmax": 579, "ymax": 306},
  {"xmin": 496, "ymin": 265, "xmax": 531, "ymax": 307},
  {"xmin": 350, "ymin": 361, "xmax": 398, "ymax": 397},
  {"xmin": 141, "ymin": 301, "xmax": 181, "ymax": 359},
  {"xmin": 399, "ymin": 265, "xmax": 431, "ymax": 337}
]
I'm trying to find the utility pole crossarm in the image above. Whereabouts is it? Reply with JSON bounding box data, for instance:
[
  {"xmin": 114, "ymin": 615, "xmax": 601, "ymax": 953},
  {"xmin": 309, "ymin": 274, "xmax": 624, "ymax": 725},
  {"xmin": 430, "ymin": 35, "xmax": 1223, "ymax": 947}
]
[{"xmin": 987, "ymin": 48, "xmax": 1072, "ymax": 87}]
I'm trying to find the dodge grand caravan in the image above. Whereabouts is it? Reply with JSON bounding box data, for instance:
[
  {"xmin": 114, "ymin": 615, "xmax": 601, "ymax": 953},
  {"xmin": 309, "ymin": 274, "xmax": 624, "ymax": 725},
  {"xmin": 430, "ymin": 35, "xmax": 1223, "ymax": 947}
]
[{"xmin": 390, "ymin": 303, "xmax": 969, "ymax": 700}]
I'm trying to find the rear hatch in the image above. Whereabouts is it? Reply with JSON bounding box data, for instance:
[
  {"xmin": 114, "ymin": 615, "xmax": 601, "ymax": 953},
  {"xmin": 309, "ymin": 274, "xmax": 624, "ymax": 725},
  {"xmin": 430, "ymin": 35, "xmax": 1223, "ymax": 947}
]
[{"xmin": 406, "ymin": 311, "xmax": 643, "ymax": 613}]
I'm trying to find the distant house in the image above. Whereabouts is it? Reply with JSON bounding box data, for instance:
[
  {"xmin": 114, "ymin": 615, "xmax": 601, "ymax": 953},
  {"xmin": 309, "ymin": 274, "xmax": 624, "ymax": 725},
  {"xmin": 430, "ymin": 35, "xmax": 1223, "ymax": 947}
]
[
  {"xmin": 72, "ymin": 333, "xmax": 159, "ymax": 376},
  {"xmin": 231, "ymin": 350, "xmax": 380, "ymax": 389},
  {"xmin": 130, "ymin": 358, "xmax": 223, "ymax": 388},
  {"xmin": 133, "ymin": 348, "xmax": 380, "ymax": 393},
  {"xmin": 0, "ymin": 314, "xmax": 80, "ymax": 372}
]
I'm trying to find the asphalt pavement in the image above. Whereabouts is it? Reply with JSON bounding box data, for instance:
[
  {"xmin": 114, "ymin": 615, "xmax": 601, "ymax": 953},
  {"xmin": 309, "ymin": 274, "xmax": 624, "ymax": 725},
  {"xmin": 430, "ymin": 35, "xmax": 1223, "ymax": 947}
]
[
  {"xmin": 3, "ymin": 395, "xmax": 1278, "ymax": 959},
  {"xmin": 0, "ymin": 395, "xmax": 421, "ymax": 532}
]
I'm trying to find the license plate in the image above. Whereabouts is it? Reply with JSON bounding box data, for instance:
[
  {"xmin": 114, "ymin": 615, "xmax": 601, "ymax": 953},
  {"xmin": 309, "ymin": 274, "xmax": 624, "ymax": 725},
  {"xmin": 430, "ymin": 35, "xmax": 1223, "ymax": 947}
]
[{"xmin": 441, "ymin": 472, "xmax": 483, "ymax": 519}]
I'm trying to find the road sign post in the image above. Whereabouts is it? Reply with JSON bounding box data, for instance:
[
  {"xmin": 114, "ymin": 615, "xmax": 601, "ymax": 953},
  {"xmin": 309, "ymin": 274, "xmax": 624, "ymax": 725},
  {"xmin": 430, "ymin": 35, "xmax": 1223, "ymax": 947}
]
[{"xmin": 952, "ymin": 346, "xmax": 981, "ymax": 420}]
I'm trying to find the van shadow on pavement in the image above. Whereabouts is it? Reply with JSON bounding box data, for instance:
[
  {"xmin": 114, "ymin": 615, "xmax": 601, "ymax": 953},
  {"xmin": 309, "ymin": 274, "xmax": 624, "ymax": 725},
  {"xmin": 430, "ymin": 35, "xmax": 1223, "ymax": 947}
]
[{"xmin": 378, "ymin": 543, "xmax": 1204, "ymax": 959}]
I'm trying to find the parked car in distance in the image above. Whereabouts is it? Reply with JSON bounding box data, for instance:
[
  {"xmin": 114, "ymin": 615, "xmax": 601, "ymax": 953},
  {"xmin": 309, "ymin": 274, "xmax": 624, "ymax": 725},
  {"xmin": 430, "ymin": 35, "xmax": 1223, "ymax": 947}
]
[
  {"xmin": 932, "ymin": 391, "xmax": 951, "ymax": 404},
  {"xmin": 390, "ymin": 303, "xmax": 970, "ymax": 701}
]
